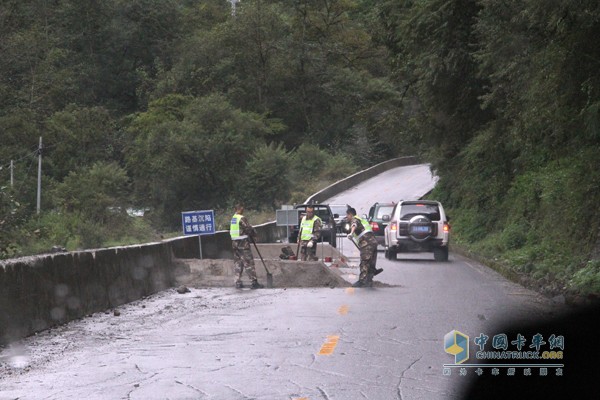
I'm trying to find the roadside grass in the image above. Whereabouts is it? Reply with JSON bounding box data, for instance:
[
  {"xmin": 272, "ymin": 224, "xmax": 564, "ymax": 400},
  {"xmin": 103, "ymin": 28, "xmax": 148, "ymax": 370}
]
[
  {"xmin": 428, "ymin": 149, "xmax": 600, "ymax": 299},
  {"xmin": 12, "ymin": 212, "xmax": 160, "ymax": 255},
  {"xmin": 440, "ymin": 205, "xmax": 597, "ymax": 298}
]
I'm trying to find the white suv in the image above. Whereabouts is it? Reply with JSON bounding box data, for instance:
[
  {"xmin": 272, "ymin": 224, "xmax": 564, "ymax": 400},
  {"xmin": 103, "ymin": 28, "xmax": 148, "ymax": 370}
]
[{"xmin": 383, "ymin": 200, "xmax": 450, "ymax": 261}]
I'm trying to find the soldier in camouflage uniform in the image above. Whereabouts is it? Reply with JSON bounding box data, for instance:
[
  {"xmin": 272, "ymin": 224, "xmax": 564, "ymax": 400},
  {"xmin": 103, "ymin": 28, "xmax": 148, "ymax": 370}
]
[
  {"xmin": 346, "ymin": 207, "xmax": 382, "ymax": 287},
  {"xmin": 297, "ymin": 206, "xmax": 322, "ymax": 261},
  {"xmin": 230, "ymin": 204, "xmax": 264, "ymax": 289}
]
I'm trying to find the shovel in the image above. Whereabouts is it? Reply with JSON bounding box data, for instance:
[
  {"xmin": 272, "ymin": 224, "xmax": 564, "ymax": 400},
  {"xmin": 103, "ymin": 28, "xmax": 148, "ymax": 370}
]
[
  {"xmin": 295, "ymin": 227, "xmax": 303, "ymax": 261},
  {"xmin": 346, "ymin": 234, "xmax": 383, "ymax": 276},
  {"xmin": 249, "ymin": 236, "xmax": 273, "ymax": 288},
  {"xmin": 348, "ymin": 235, "xmax": 360, "ymax": 250}
]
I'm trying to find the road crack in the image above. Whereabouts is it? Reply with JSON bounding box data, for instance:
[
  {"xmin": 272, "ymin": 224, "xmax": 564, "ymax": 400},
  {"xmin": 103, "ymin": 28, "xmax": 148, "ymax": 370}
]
[
  {"xmin": 397, "ymin": 356, "xmax": 422, "ymax": 400},
  {"xmin": 225, "ymin": 384, "xmax": 252, "ymax": 399},
  {"xmin": 175, "ymin": 380, "xmax": 209, "ymax": 397},
  {"xmin": 317, "ymin": 386, "xmax": 330, "ymax": 400}
]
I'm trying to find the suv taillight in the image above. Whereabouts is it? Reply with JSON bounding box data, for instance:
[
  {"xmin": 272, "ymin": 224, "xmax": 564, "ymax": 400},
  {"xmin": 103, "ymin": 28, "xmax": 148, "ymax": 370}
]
[
  {"xmin": 390, "ymin": 222, "xmax": 397, "ymax": 232},
  {"xmin": 443, "ymin": 223, "xmax": 450, "ymax": 233},
  {"xmin": 370, "ymin": 222, "xmax": 379, "ymax": 232}
]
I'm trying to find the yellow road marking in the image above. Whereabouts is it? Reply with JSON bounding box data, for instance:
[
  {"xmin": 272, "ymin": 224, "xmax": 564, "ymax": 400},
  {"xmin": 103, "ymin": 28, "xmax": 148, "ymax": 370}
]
[
  {"xmin": 345, "ymin": 287, "xmax": 355, "ymax": 295},
  {"xmin": 337, "ymin": 305, "xmax": 349, "ymax": 315},
  {"xmin": 318, "ymin": 335, "xmax": 340, "ymax": 355}
]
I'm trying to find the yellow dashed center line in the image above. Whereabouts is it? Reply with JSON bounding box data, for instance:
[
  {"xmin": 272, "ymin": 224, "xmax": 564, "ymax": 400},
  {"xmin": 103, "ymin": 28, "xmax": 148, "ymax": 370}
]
[
  {"xmin": 337, "ymin": 305, "xmax": 349, "ymax": 315},
  {"xmin": 345, "ymin": 287, "xmax": 355, "ymax": 295},
  {"xmin": 318, "ymin": 335, "xmax": 340, "ymax": 355}
]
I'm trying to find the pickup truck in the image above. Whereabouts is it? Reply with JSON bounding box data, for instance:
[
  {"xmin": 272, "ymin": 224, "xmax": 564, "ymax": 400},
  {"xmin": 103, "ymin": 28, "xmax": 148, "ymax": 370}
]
[{"xmin": 287, "ymin": 203, "xmax": 338, "ymax": 247}]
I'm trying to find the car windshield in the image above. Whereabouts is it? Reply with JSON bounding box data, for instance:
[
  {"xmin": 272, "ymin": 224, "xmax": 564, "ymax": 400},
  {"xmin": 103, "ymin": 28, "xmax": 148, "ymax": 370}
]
[
  {"xmin": 329, "ymin": 205, "xmax": 347, "ymax": 217},
  {"xmin": 375, "ymin": 205, "xmax": 394, "ymax": 219},
  {"xmin": 399, "ymin": 204, "xmax": 440, "ymax": 221},
  {"xmin": 296, "ymin": 206, "xmax": 333, "ymax": 223}
]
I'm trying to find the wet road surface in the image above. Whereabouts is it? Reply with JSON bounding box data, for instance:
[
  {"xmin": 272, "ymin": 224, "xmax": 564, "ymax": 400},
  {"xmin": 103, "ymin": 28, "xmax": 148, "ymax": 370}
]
[{"xmin": 0, "ymin": 164, "xmax": 559, "ymax": 399}]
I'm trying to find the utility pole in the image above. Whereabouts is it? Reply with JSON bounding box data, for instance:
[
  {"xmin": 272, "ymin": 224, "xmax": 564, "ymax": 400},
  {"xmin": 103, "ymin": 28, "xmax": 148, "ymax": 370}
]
[
  {"xmin": 10, "ymin": 160, "xmax": 14, "ymax": 187},
  {"xmin": 37, "ymin": 137, "xmax": 42, "ymax": 214}
]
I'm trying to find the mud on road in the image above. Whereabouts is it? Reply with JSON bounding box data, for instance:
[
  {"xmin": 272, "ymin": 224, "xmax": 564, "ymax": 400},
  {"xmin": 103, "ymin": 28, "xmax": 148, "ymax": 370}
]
[{"xmin": 0, "ymin": 286, "xmax": 280, "ymax": 381}]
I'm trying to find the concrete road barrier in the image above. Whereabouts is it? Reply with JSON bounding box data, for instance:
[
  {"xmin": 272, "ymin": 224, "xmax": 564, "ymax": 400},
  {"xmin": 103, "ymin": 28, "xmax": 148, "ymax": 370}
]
[
  {"xmin": 0, "ymin": 158, "xmax": 419, "ymax": 344},
  {"xmin": 176, "ymin": 258, "xmax": 350, "ymax": 289},
  {"xmin": 0, "ymin": 243, "xmax": 175, "ymax": 345}
]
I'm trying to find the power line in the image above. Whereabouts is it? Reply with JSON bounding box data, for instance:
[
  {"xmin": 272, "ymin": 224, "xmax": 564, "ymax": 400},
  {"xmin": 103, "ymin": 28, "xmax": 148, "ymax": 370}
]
[
  {"xmin": 0, "ymin": 148, "xmax": 39, "ymax": 171},
  {"xmin": 0, "ymin": 139, "xmax": 66, "ymax": 171}
]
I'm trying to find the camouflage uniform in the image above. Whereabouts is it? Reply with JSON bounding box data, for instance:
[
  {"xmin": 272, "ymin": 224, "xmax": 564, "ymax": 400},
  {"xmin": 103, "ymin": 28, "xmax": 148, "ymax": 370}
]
[
  {"xmin": 299, "ymin": 216, "xmax": 322, "ymax": 261},
  {"xmin": 231, "ymin": 214, "xmax": 257, "ymax": 284},
  {"xmin": 350, "ymin": 216, "xmax": 378, "ymax": 284}
]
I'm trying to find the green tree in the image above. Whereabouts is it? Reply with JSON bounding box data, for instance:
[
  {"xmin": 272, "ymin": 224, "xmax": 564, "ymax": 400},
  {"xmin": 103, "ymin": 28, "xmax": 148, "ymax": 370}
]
[
  {"xmin": 0, "ymin": 18, "xmax": 69, "ymax": 115},
  {"xmin": 157, "ymin": 0, "xmax": 292, "ymax": 113},
  {"xmin": 45, "ymin": 105, "xmax": 121, "ymax": 181},
  {"xmin": 125, "ymin": 94, "xmax": 282, "ymax": 227},
  {"xmin": 377, "ymin": 0, "xmax": 489, "ymax": 163},
  {"xmin": 476, "ymin": 0, "xmax": 600, "ymax": 164},
  {"xmin": 0, "ymin": 111, "xmax": 42, "ymax": 217},
  {"xmin": 155, "ymin": 0, "xmax": 394, "ymax": 154},
  {"xmin": 0, "ymin": 185, "xmax": 23, "ymax": 258},
  {"xmin": 243, "ymin": 143, "xmax": 291, "ymax": 208},
  {"xmin": 53, "ymin": 162, "xmax": 130, "ymax": 224},
  {"xmin": 282, "ymin": 0, "xmax": 393, "ymax": 149}
]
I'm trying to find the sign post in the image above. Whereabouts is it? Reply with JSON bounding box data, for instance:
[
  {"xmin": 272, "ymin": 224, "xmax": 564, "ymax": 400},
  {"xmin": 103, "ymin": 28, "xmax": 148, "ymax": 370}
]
[
  {"xmin": 276, "ymin": 206, "xmax": 298, "ymax": 243},
  {"xmin": 181, "ymin": 210, "xmax": 215, "ymax": 259}
]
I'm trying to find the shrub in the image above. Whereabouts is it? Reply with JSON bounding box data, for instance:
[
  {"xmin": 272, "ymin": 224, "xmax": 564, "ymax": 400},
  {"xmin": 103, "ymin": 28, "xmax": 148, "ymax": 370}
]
[
  {"xmin": 243, "ymin": 143, "xmax": 291, "ymax": 208},
  {"xmin": 570, "ymin": 260, "xmax": 600, "ymax": 295}
]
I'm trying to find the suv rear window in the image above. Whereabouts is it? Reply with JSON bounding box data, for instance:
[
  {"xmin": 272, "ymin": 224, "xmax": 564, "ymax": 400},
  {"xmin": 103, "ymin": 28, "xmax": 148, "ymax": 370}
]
[
  {"xmin": 375, "ymin": 205, "xmax": 394, "ymax": 219},
  {"xmin": 399, "ymin": 204, "xmax": 440, "ymax": 221}
]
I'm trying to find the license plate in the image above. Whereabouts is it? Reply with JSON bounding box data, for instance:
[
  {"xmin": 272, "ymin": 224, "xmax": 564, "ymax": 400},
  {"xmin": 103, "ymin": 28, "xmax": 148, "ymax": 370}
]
[{"xmin": 411, "ymin": 226, "xmax": 430, "ymax": 233}]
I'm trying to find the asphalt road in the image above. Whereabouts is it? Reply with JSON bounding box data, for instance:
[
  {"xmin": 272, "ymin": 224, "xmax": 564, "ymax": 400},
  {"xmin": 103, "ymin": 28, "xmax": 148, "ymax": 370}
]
[{"xmin": 0, "ymin": 164, "xmax": 560, "ymax": 400}]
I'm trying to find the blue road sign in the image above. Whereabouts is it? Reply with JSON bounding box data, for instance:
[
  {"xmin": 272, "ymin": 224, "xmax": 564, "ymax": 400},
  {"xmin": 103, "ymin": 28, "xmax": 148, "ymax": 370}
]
[{"xmin": 181, "ymin": 210, "xmax": 215, "ymax": 236}]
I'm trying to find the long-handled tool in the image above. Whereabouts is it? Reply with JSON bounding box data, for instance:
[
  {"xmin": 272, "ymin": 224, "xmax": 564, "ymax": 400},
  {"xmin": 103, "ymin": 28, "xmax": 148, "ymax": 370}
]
[
  {"xmin": 295, "ymin": 227, "xmax": 303, "ymax": 261},
  {"xmin": 249, "ymin": 236, "xmax": 273, "ymax": 288},
  {"xmin": 346, "ymin": 234, "xmax": 383, "ymax": 276},
  {"xmin": 348, "ymin": 234, "xmax": 360, "ymax": 250}
]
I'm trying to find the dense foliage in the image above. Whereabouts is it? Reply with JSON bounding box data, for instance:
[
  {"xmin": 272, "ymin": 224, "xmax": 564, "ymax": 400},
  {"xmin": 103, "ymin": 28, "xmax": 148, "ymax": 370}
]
[
  {"xmin": 1, "ymin": 1, "xmax": 599, "ymax": 295},
  {"xmin": 375, "ymin": 0, "xmax": 600, "ymax": 295}
]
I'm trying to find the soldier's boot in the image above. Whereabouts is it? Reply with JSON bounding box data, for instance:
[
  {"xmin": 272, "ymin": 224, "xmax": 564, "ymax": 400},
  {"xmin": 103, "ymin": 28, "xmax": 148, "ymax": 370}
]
[
  {"xmin": 364, "ymin": 272, "xmax": 374, "ymax": 287},
  {"xmin": 235, "ymin": 281, "xmax": 244, "ymax": 289},
  {"xmin": 250, "ymin": 280, "xmax": 264, "ymax": 289}
]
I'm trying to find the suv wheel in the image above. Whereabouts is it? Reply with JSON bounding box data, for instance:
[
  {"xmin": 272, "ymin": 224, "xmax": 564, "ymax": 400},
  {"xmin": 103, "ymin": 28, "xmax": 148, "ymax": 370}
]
[
  {"xmin": 385, "ymin": 248, "xmax": 396, "ymax": 260},
  {"xmin": 433, "ymin": 247, "xmax": 449, "ymax": 262}
]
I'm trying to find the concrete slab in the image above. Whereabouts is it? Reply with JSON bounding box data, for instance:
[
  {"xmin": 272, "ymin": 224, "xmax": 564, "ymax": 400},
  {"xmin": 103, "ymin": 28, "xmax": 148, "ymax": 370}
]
[
  {"xmin": 250, "ymin": 243, "xmax": 342, "ymax": 261},
  {"xmin": 175, "ymin": 258, "xmax": 351, "ymax": 289}
]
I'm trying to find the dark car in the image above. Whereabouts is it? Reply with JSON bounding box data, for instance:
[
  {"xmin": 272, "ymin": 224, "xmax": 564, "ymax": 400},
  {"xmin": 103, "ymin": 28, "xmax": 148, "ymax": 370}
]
[
  {"xmin": 367, "ymin": 202, "xmax": 396, "ymax": 247},
  {"xmin": 288, "ymin": 203, "xmax": 338, "ymax": 247}
]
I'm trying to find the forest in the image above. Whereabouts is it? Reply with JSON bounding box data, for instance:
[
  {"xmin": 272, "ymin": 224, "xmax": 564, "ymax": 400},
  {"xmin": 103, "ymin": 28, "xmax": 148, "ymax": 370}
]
[{"xmin": 1, "ymin": 1, "xmax": 599, "ymax": 296}]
